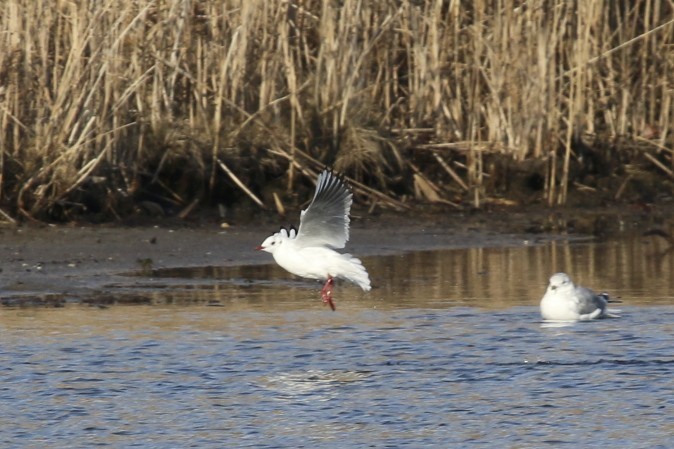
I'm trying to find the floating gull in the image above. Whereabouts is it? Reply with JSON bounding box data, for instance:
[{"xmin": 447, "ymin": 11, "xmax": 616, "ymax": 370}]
[{"xmin": 540, "ymin": 272, "xmax": 620, "ymax": 322}]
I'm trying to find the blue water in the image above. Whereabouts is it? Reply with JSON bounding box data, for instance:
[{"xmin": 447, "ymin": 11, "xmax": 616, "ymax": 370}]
[{"xmin": 1, "ymin": 239, "xmax": 673, "ymax": 448}]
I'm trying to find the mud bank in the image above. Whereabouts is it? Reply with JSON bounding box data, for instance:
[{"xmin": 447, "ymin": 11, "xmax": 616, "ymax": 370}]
[{"xmin": 0, "ymin": 206, "xmax": 671, "ymax": 306}]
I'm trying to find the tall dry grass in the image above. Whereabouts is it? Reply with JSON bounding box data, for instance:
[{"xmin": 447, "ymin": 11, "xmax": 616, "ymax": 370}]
[{"xmin": 0, "ymin": 0, "xmax": 672, "ymax": 220}]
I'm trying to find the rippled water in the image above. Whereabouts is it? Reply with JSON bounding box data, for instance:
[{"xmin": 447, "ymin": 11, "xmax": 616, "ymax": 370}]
[{"xmin": 1, "ymin": 237, "xmax": 673, "ymax": 448}]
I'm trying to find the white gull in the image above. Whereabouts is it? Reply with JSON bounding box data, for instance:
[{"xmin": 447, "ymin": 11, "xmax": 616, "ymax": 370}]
[
  {"xmin": 540, "ymin": 272, "xmax": 620, "ymax": 322},
  {"xmin": 257, "ymin": 169, "xmax": 371, "ymax": 310}
]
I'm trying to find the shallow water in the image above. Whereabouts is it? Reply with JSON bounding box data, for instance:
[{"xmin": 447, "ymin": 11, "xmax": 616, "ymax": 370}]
[{"xmin": 1, "ymin": 237, "xmax": 673, "ymax": 448}]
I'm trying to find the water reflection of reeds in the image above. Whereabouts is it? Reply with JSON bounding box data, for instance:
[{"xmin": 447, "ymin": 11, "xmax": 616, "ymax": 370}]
[
  {"xmin": 107, "ymin": 237, "xmax": 674, "ymax": 309},
  {"xmin": 365, "ymin": 237, "xmax": 674, "ymax": 308}
]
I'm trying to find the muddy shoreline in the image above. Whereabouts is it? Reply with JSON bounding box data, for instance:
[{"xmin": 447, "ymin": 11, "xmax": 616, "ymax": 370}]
[{"xmin": 1, "ymin": 205, "xmax": 671, "ymax": 306}]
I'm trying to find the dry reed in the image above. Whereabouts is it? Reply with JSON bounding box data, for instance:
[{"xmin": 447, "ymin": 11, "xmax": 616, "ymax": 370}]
[{"xmin": 0, "ymin": 0, "xmax": 672, "ymax": 221}]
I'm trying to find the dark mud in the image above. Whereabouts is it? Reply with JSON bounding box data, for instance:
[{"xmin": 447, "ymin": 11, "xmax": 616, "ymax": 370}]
[{"xmin": 1, "ymin": 205, "xmax": 672, "ymax": 307}]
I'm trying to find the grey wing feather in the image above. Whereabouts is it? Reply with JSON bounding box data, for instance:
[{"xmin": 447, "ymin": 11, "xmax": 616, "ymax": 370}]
[
  {"xmin": 575, "ymin": 286, "xmax": 607, "ymax": 315},
  {"xmin": 296, "ymin": 169, "xmax": 353, "ymax": 248}
]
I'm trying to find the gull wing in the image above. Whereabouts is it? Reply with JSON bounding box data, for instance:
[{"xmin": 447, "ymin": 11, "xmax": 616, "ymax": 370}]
[
  {"xmin": 574, "ymin": 286, "xmax": 606, "ymax": 316},
  {"xmin": 295, "ymin": 169, "xmax": 353, "ymax": 249}
]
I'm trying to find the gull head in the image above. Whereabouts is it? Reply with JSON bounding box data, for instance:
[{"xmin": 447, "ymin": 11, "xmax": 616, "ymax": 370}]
[
  {"xmin": 256, "ymin": 226, "xmax": 297, "ymax": 253},
  {"xmin": 548, "ymin": 272, "xmax": 573, "ymax": 292}
]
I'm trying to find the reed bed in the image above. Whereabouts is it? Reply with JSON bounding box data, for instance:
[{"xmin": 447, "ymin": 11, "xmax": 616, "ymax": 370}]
[{"xmin": 0, "ymin": 0, "xmax": 672, "ymax": 221}]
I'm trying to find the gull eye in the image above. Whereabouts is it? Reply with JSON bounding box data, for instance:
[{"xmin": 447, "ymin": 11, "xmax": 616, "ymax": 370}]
[{"xmin": 271, "ymin": 241, "xmax": 276, "ymax": 246}]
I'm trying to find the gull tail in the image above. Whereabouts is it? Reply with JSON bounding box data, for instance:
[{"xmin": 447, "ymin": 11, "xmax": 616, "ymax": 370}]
[
  {"xmin": 336, "ymin": 254, "xmax": 371, "ymax": 291},
  {"xmin": 604, "ymin": 308, "xmax": 622, "ymax": 318},
  {"xmin": 598, "ymin": 293, "xmax": 621, "ymax": 318},
  {"xmin": 579, "ymin": 309, "xmax": 604, "ymax": 321}
]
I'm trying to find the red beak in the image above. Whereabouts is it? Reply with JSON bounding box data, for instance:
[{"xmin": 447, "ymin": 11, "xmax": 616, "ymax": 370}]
[{"xmin": 255, "ymin": 245, "xmax": 264, "ymax": 251}]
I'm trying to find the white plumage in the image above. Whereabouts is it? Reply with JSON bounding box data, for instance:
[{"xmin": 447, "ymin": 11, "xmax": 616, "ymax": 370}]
[
  {"xmin": 540, "ymin": 272, "xmax": 620, "ymax": 321},
  {"xmin": 257, "ymin": 169, "xmax": 371, "ymax": 310}
]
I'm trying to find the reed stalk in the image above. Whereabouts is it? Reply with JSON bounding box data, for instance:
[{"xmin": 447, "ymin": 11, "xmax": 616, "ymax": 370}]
[{"xmin": 0, "ymin": 0, "xmax": 671, "ymax": 221}]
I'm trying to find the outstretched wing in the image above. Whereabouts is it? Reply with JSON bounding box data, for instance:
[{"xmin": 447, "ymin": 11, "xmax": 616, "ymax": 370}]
[{"xmin": 295, "ymin": 169, "xmax": 353, "ymax": 249}]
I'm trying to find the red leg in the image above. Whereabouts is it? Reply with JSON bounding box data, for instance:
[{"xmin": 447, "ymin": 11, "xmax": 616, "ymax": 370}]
[{"xmin": 321, "ymin": 276, "xmax": 335, "ymax": 311}]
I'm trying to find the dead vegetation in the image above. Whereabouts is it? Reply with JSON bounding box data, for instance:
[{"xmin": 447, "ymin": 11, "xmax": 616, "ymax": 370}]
[{"xmin": 0, "ymin": 0, "xmax": 672, "ymax": 222}]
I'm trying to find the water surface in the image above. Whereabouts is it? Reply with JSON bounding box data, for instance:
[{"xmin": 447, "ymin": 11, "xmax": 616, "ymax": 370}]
[{"xmin": 1, "ymin": 237, "xmax": 673, "ymax": 448}]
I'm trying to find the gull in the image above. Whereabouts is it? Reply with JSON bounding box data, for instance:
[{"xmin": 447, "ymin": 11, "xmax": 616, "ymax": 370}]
[
  {"xmin": 540, "ymin": 272, "xmax": 620, "ymax": 322},
  {"xmin": 257, "ymin": 169, "xmax": 371, "ymax": 310}
]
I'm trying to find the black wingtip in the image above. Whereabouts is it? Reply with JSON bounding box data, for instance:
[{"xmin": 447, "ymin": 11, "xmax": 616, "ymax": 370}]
[
  {"xmin": 277, "ymin": 225, "xmax": 298, "ymax": 238},
  {"xmin": 599, "ymin": 292, "xmax": 622, "ymax": 303},
  {"xmin": 319, "ymin": 166, "xmax": 350, "ymax": 191}
]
